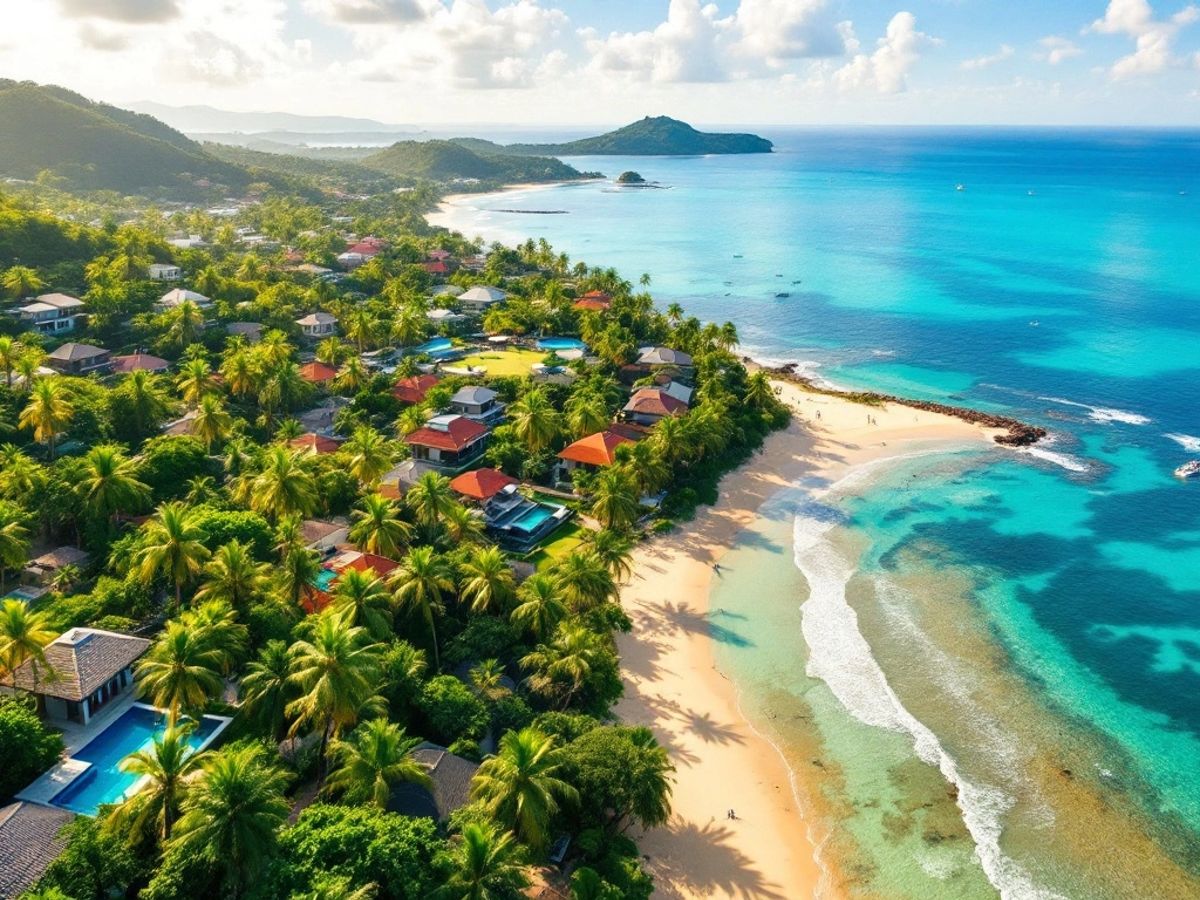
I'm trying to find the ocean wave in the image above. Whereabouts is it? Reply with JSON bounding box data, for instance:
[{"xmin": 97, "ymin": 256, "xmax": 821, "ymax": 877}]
[
  {"xmin": 1019, "ymin": 445, "xmax": 1090, "ymax": 473},
  {"xmin": 1037, "ymin": 395, "xmax": 1151, "ymax": 426},
  {"xmin": 1165, "ymin": 433, "xmax": 1200, "ymax": 452},
  {"xmin": 794, "ymin": 463, "xmax": 1063, "ymax": 900}
]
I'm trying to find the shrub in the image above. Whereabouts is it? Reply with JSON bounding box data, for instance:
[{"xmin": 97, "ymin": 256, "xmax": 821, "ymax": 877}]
[
  {"xmin": 418, "ymin": 675, "xmax": 488, "ymax": 745},
  {"xmin": 0, "ymin": 697, "xmax": 64, "ymax": 798}
]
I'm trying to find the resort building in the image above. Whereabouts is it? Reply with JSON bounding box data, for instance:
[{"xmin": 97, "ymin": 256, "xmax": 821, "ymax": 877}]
[
  {"xmin": 299, "ymin": 360, "xmax": 339, "ymax": 386},
  {"xmin": 557, "ymin": 430, "xmax": 633, "ymax": 474},
  {"xmin": 482, "ymin": 483, "xmax": 572, "ymax": 550},
  {"xmin": 45, "ymin": 342, "xmax": 112, "ymax": 376},
  {"xmin": 0, "ymin": 801, "xmax": 75, "ymax": 898},
  {"xmin": 427, "ymin": 308, "xmax": 466, "ymax": 326},
  {"xmin": 226, "ymin": 321, "xmax": 264, "ymax": 342},
  {"xmin": 457, "ymin": 285, "xmax": 507, "ymax": 314},
  {"xmin": 17, "ymin": 293, "xmax": 86, "ymax": 335},
  {"xmin": 296, "ymin": 311, "xmax": 337, "ymax": 338},
  {"xmin": 155, "ymin": 288, "xmax": 212, "ymax": 311},
  {"xmin": 573, "ymin": 290, "xmax": 612, "ymax": 312},
  {"xmin": 290, "ymin": 432, "xmax": 344, "ymax": 454},
  {"xmin": 637, "ymin": 346, "xmax": 694, "ymax": 368},
  {"xmin": 388, "ymin": 743, "xmax": 479, "ymax": 823},
  {"xmin": 622, "ymin": 387, "xmax": 689, "ymax": 426},
  {"xmin": 449, "ymin": 467, "xmax": 519, "ymax": 503},
  {"xmin": 147, "ymin": 263, "xmax": 182, "ymax": 281},
  {"xmin": 404, "ymin": 414, "xmax": 489, "ymax": 471},
  {"xmin": 10, "ymin": 628, "xmax": 150, "ymax": 725},
  {"xmin": 449, "ymin": 385, "xmax": 506, "ymax": 424},
  {"xmin": 111, "ymin": 352, "xmax": 170, "ymax": 375},
  {"xmin": 660, "ymin": 380, "xmax": 694, "ymax": 405},
  {"xmin": 392, "ymin": 373, "xmax": 440, "ymax": 405}
]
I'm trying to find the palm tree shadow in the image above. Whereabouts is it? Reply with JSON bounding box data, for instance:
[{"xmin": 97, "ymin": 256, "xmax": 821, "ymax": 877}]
[
  {"xmin": 640, "ymin": 818, "xmax": 789, "ymax": 899},
  {"xmin": 681, "ymin": 709, "xmax": 745, "ymax": 746}
]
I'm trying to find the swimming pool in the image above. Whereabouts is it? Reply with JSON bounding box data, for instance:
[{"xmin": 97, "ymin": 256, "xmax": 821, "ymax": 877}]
[
  {"xmin": 536, "ymin": 337, "xmax": 586, "ymax": 352},
  {"xmin": 313, "ymin": 568, "xmax": 338, "ymax": 591},
  {"xmin": 511, "ymin": 504, "xmax": 556, "ymax": 534},
  {"xmin": 409, "ymin": 337, "xmax": 460, "ymax": 359},
  {"xmin": 51, "ymin": 705, "xmax": 227, "ymax": 815}
]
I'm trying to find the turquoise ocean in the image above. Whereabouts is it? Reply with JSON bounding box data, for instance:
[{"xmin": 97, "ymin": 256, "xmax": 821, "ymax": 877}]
[{"xmin": 434, "ymin": 129, "xmax": 1200, "ymax": 898}]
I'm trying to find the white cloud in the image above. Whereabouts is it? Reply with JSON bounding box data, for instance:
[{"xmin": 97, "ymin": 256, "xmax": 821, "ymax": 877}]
[
  {"xmin": 961, "ymin": 44, "xmax": 1014, "ymax": 70},
  {"xmin": 77, "ymin": 23, "xmax": 132, "ymax": 51},
  {"xmin": 304, "ymin": 0, "xmax": 431, "ymax": 25},
  {"xmin": 732, "ymin": 0, "xmax": 845, "ymax": 63},
  {"xmin": 585, "ymin": 0, "xmax": 733, "ymax": 83},
  {"xmin": 1087, "ymin": 0, "xmax": 1199, "ymax": 78},
  {"xmin": 57, "ymin": 0, "xmax": 180, "ymax": 23},
  {"xmin": 834, "ymin": 11, "xmax": 936, "ymax": 94},
  {"xmin": 1037, "ymin": 36, "xmax": 1083, "ymax": 65}
]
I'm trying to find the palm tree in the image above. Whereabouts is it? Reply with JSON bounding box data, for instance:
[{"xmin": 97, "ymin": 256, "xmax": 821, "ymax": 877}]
[
  {"xmin": 220, "ymin": 348, "xmax": 260, "ymax": 400},
  {"xmin": 0, "ymin": 336, "xmax": 22, "ymax": 387},
  {"xmin": 0, "ymin": 445, "xmax": 44, "ymax": 500},
  {"xmin": 180, "ymin": 599, "xmax": 248, "ymax": 675},
  {"xmin": 196, "ymin": 540, "xmax": 269, "ymax": 609},
  {"xmin": 331, "ymin": 567, "xmax": 393, "ymax": 640},
  {"xmin": 314, "ymin": 337, "xmax": 346, "ymax": 366},
  {"xmin": 469, "ymin": 659, "xmax": 509, "ymax": 702},
  {"xmin": 19, "ymin": 377, "xmax": 72, "ymax": 459},
  {"xmin": 0, "ymin": 513, "xmax": 30, "ymax": 593},
  {"xmin": 590, "ymin": 468, "xmax": 640, "ymax": 531},
  {"xmin": 349, "ymin": 494, "xmax": 412, "ymax": 559},
  {"xmin": 0, "ymin": 599, "xmax": 55, "ymax": 691},
  {"xmin": 521, "ymin": 623, "xmax": 608, "ymax": 710},
  {"xmin": 508, "ymin": 574, "xmax": 566, "ymax": 642},
  {"xmin": 249, "ymin": 446, "xmax": 317, "ymax": 521},
  {"xmin": 459, "ymin": 546, "xmax": 516, "ymax": 615},
  {"xmin": 13, "ymin": 349, "xmax": 45, "ymax": 392},
  {"xmin": 279, "ymin": 545, "xmax": 322, "ymax": 608},
  {"xmin": 324, "ymin": 718, "xmax": 431, "ymax": 807},
  {"xmin": 167, "ymin": 300, "xmax": 206, "ymax": 348},
  {"xmin": 342, "ymin": 426, "xmax": 393, "ymax": 486},
  {"xmin": 117, "ymin": 369, "xmax": 172, "ymax": 439},
  {"xmin": 2, "ymin": 265, "xmax": 44, "ymax": 298},
  {"xmin": 109, "ymin": 723, "xmax": 204, "ymax": 843},
  {"xmin": 286, "ymin": 610, "xmax": 383, "ymax": 777},
  {"xmin": 136, "ymin": 621, "xmax": 224, "ymax": 723},
  {"xmin": 343, "ymin": 307, "xmax": 380, "ymax": 353},
  {"xmin": 442, "ymin": 502, "xmax": 486, "ymax": 545},
  {"xmin": 718, "ymin": 321, "xmax": 739, "ymax": 351},
  {"xmin": 618, "ymin": 439, "xmax": 669, "ymax": 497},
  {"xmin": 552, "ymin": 552, "xmax": 616, "ymax": 613},
  {"xmin": 191, "ymin": 393, "xmax": 233, "ymax": 451},
  {"xmin": 176, "ymin": 357, "xmax": 218, "ymax": 408},
  {"xmin": 470, "ymin": 727, "xmax": 578, "ymax": 851},
  {"xmin": 583, "ymin": 529, "xmax": 634, "ymax": 583},
  {"xmin": 509, "ymin": 389, "xmax": 560, "ymax": 453},
  {"xmin": 169, "ymin": 745, "xmax": 290, "ymax": 899},
  {"xmin": 258, "ymin": 363, "xmax": 309, "ymax": 423},
  {"xmin": 134, "ymin": 502, "xmax": 211, "ymax": 611},
  {"xmin": 77, "ymin": 444, "xmax": 149, "ymax": 521},
  {"xmin": 564, "ymin": 395, "xmax": 609, "ymax": 438},
  {"xmin": 336, "ymin": 357, "xmax": 370, "ymax": 395},
  {"xmin": 569, "ymin": 867, "xmax": 608, "ymax": 900},
  {"xmin": 744, "ymin": 370, "xmax": 777, "ymax": 410},
  {"xmin": 390, "ymin": 545, "xmax": 453, "ymax": 671},
  {"xmin": 439, "ymin": 822, "xmax": 528, "ymax": 900},
  {"xmin": 240, "ymin": 639, "xmax": 294, "ymax": 742},
  {"xmin": 406, "ymin": 470, "xmax": 455, "ymax": 531}
]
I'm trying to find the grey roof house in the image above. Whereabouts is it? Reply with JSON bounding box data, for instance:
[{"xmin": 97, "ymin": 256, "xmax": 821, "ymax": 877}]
[
  {"xmin": 456, "ymin": 286, "xmax": 507, "ymax": 314},
  {"xmin": 388, "ymin": 743, "xmax": 479, "ymax": 822},
  {"xmin": 637, "ymin": 346, "xmax": 694, "ymax": 368},
  {"xmin": 449, "ymin": 385, "xmax": 506, "ymax": 425},
  {"xmin": 45, "ymin": 342, "xmax": 111, "ymax": 376},
  {"xmin": 0, "ymin": 801, "xmax": 74, "ymax": 899}
]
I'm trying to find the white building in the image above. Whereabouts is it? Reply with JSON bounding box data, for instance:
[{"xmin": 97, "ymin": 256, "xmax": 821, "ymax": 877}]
[
  {"xmin": 147, "ymin": 264, "xmax": 183, "ymax": 281},
  {"xmin": 17, "ymin": 293, "xmax": 85, "ymax": 335},
  {"xmin": 296, "ymin": 311, "xmax": 337, "ymax": 338},
  {"xmin": 457, "ymin": 286, "xmax": 507, "ymax": 314},
  {"xmin": 156, "ymin": 288, "xmax": 212, "ymax": 312}
]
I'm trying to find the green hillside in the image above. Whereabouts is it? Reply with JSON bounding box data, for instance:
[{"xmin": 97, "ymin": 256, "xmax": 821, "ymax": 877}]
[
  {"xmin": 362, "ymin": 140, "xmax": 588, "ymax": 184},
  {"xmin": 456, "ymin": 116, "xmax": 773, "ymax": 156},
  {"xmin": 0, "ymin": 80, "xmax": 251, "ymax": 195}
]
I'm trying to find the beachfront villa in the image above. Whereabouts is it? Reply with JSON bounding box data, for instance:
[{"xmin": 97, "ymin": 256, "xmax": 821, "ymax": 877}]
[
  {"xmin": 388, "ymin": 743, "xmax": 479, "ymax": 823},
  {"xmin": 637, "ymin": 346, "xmax": 694, "ymax": 368},
  {"xmin": 573, "ymin": 290, "xmax": 612, "ymax": 312},
  {"xmin": 457, "ymin": 285, "xmax": 507, "ymax": 314},
  {"xmin": 480, "ymin": 483, "xmax": 572, "ymax": 550},
  {"xmin": 296, "ymin": 311, "xmax": 337, "ymax": 338},
  {"xmin": 449, "ymin": 385, "xmax": 507, "ymax": 424},
  {"xmin": 622, "ymin": 387, "xmax": 689, "ymax": 426},
  {"xmin": 449, "ymin": 467, "xmax": 519, "ymax": 503},
  {"xmin": 427, "ymin": 308, "xmax": 466, "ymax": 326},
  {"xmin": 557, "ymin": 430, "xmax": 634, "ymax": 476},
  {"xmin": 404, "ymin": 414, "xmax": 489, "ymax": 471},
  {"xmin": 45, "ymin": 342, "xmax": 112, "ymax": 376},
  {"xmin": 155, "ymin": 288, "xmax": 212, "ymax": 311},
  {"xmin": 17, "ymin": 293, "xmax": 86, "ymax": 335}
]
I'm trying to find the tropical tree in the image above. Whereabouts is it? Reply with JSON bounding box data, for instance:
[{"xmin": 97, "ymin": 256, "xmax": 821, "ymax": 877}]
[
  {"xmin": 744, "ymin": 370, "xmax": 777, "ymax": 410},
  {"xmin": 13, "ymin": 349, "xmax": 45, "ymax": 392},
  {"xmin": 180, "ymin": 599, "xmax": 248, "ymax": 675},
  {"xmin": 470, "ymin": 727, "xmax": 578, "ymax": 850},
  {"xmin": 469, "ymin": 659, "xmax": 509, "ymax": 703},
  {"xmin": 583, "ymin": 529, "xmax": 634, "ymax": 583},
  {"xmin": 249, "ymin": 446, "xmax": 317, "ymax": 520},
  {"xmin": 2, "ymin": 265, "xmax": 44, "ymax": 298},
  {"xmin": 195, "ymin": 540, "xmax": 269, "ymax": 609},
  {"xmin": 521, "ymin": 623, "xmax": 611, "ymax": 710},
  {"xmin": 390, "ymin": 545, "xmax": 454, "ymax": 671},
  {"xmin": 323, "ymin": 718, "xmax": 431, "ymax": 807},
  {"xmin": 113, "ymin": 369, "xmax": 173, "ymax": 440},
  {"xmin": 166, "ymin": 300, "xmax": 206, "ymax": 348},
  {"xmin": 0, "ymin": 513, "xmax": 31, "ymax": 593},
  {"xmin": 220, "ymin": 349, "xmax": 260, "ymax": 400},
  {"xmin": 77, "ymin": 444, "xmax": 149, "ymax": 521},
  {"xmin": 19, "ymin": 377, "xmax": 73, "ymax": 459},
  {"xmin": 109, "ymin": 723, "xmax": 205, "ymax": 844},
  {"xmin": 590, "ymin": 468, "xmax": 640, "ymax": 531},
  {"xmin": 314, "ymin": 337, "xmax": 346, "ymax": 366},
  {"xmin": 441, "ymin": 502, "xmax": 486, "ymax": 545},
  {"xmin": 342, "ymin": 426, "xmax": 393, "ymax": 486},
  {"xmin": 0, "ymin": 336, "xmax": 19, "ymax": 387},
  {"xmin": 405, "ymin": 471, "xmax": 455, "ymax": 531},
  {"xmin": 240, "ymin": 639, "xmax": 294, "ymax": 742},
  {"xmin": 331, "ymin": 567, "xmax": 393, "ymax": 641},
  {"xmin": 508, "ymin": 574, "xmax": 566, "ymax": 642},
  {"xmin": 168, "ymin": 744, "xmax": 291, "ymax": 899},
  {"xmin": 509, "ymin": 389, "xmax": 560, "ymax": 453},
  {"xmin": 191, "ymin": 393, "xmax": 233, "ymax": 452},
  {"xmin": 439, "ymin": 822, "xmax": 528, "ymax": 900},
  {"xmin": 134, "ymin": 502, "xmax": 211, "ymax": 610},
  {"xmin": 279, "ymin": 545, "xmax": 322, "ymax": 608},
  {"xmin": 552, "ymin": 553, "xmax": 616, "ymax": 613},
  {"xmin": 348, "ymin": 494, "xmax": 412, "ymax": 559},
  {"xmin": 176, "ymin": 357, "xmax": 218, "ymax": 408},
  {"xmin": 336, "ymin": 357, "xmax": 370, "ymax": 395},
  {"xmin": 564, "ymin": 394, "xmax": 609, "ymax": 438},
  {"xmin": 458, "ymin": 546, "xmax": 516, "ymax": 615},
  {"xmin": 135, "ymin": 621, "xmax": 224, "ymax": 723},
  {"xmin": 0, "ymin": 598, "xmax": 55, "ymax": 690},
  {"xmin": 618, "ymin": 440, "xmax": 669, "ymax": 497}
]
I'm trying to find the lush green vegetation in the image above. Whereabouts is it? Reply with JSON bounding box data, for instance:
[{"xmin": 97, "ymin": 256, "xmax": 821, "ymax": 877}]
[
  {"xmin": 0, "ymin": 696, "xmax": 65, "ymax": 797},
  {"xmin": 454, "ymin": 116, "xmax": 774, "ymax": 157},
  {"xmin": 362, "ymin": 140, "xmax": 591, "ymax": 185}
]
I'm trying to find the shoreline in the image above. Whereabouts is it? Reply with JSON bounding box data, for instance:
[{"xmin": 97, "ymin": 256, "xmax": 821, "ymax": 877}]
[{"xmin": 614, "ymin": 380, "xmax": 1000, "ymax": 899}]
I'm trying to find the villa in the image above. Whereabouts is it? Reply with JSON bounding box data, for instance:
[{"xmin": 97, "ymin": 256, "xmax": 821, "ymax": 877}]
[
  {"xmin": 290, "ymin": 432, "xmax": 344, "ymax": 454},
  {"xmin": 299, "ymin": 360, "xmax": 339, "ymax": 385},
  {"xmin": 111, "ymin": 352, "xmax": 170, "ymax": 374},
  {"xmin": 301, "ymin": 518, "xmax": 349, "ymax": 555},
  {"xmin": 147, "ymin": 263, "xmax": 182, "ymax": 281},
  {"xmin": 622, "ymin": 387, "xmax": 689, "ymax": 426},
  {"xmin": 392, "ymin": 373, "xmax": 440, "ymax": 405},
  {"xmin": 296, "ymin": 311, "xmax": 337, "ymax": 339},
  {"xmin": 155, "ymin": 288, "xmax": 212, "ymax": 311},
  {"xmin": 226, "ymin": 321, "xmax": 264, "ymax": 342},
  {"xmin": 404, "ymin": 414, "xmax": 489, "ymax": 471},
  {"xmin": 450, "ymin": 467, "xmax": 519, "ymax": 503},
  {"xmin": 0, "ymin": 801, "xmax": 75, "ymax": 897},
  {"xmin": 557, "ymin": 430, "xmax": 633, "ymax": 474},
  {"xmin": 336, "ymin": 251, "xmax": 369, "ymax": 270},
  {"xmin": 449, "ymin": 385, "xmax": 506, "ymax": 424},
  {"xmin": 573, "ymin": 290, "xmax": 612, "ymax": 312},
  {"xmin": 481, "ymin": 483, "xmax": 572, "ymax": 550},
  {"xmin": 45, "ymin": 342, "xmax": 111, "ymax": 376},
  {"xmin": 457, "ymin": 285, "xmax": 507, "ymax": 314},
  {"xmin": 427, "ymin": 308, "xmax": 466, "ymax": 326},
  {"xmin": 306, "ymin": 548, "xmax": 400, "ymax": 612},
  {"xmin": 298, "ymin": 396, "xmax": 349, "ymax": 435},
  {"xmin": 388, "ymin": 743, "xmax": 479, "ymax": 823},
  {"xmin": 637, "ymin": 346, "xmax": 694, "ymax": 368},
  {"xmin": 17, "ymin": 292, "xmax": 86, "ymax": 335}
]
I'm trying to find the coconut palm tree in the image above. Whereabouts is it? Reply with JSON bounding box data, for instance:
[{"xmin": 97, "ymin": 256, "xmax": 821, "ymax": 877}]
[
  {"xmin": 191, "ymin": 393, "xmax": 233, "ymax": 452},
  {"xmin": 116, "ymin": 369, "xmax": 172, "ymax": 439},
  {"xmin": 2, "ymin": 265, "xmax": 44, "ymax": 298},
  {"xmin": 744, "ymin": 370, "xmax": 777, "ymax": 410},
  {"xmin": 238, "ymin": 639, "xmax": 294, "ymax": 741},
  {"xmin": 342, "ymin": 426, "xmax": 393, "ymax": 486},
  {"xmin": 442, "ymin": 502, "xmax": 486, "ymax": 545},
  {"xmin": 470, "ymin": 727, "xmax": 577, "ymax": 851},
  {"xmin": 590, "ymin": 469, "xmax": 640, "ymax": 531},
  {"xmin": 169, "ymin": 744, "xmax": 290, "ymax": 899},
  {"xmin": 342, "ymin": 308, "xmax": 380, "ymax": 353},
  {"xmin": 439, "ymin": 822, "xmax": 528, "ymax": 900},
  {"xmin": 181, "ymin": 599, "xmax": 248, "ymax": 675},
  {"xmin": 136, "ymin": 621, "xmax": 224, "ymax": 723},
  {"xmin": 509, "ymin": 389, "xmax": 561, "ymax": 453},
  {"xmin": 718, "ymin": 321, "xmax": 739, "ymax": 351},
  {"xmin": 331, "ymin": 568, "xmax": 393, "ymax": 641},
  {"xmin": 134, "ymin": 502, "xmax": 211, "ymax": 611},
  {"xmin": 336, "ymin": 357, "xmax": 370, "ymax": 395},
  {"xmin": 520, "ymin": 623, "xmax": 608, "ymax": 711},
  {"xmin": 19, "ymin": 377, "xmax": 72, "ymax": 459},
  {"xmin": 166, "ymin": 300, "xmax": 206, "ymax": 348},
  {"xmin": 390, "ymin": 545, "xmax": 453, "ymax": 672},
  {"xmin": 77, "ymin": 444, "xmax": 149, "ymax": 522},
  {"xmin": 583, "ymin": 529, "xmax": 634, "ymax": 583},
  {"xmin": 0, "ymin": 513, "xmax": 30, "ymax": 593},
  {"xmin": 176, "ymin": 357, "xmax": 218, "ymax": 408},
  {"xmin": 0, "ymin": 336, "xmax": 22, "ymax": 387},
  {"xmin": 469, "ymin": 659, "xmax": 509, "ymax": 703},
  {"xmin": 0, "ymin": 599, "xmax": 55, "ymax": 691},
  {"xmin": 552, "ymin": 552, "xmax": 616, "ymax": 613},
  {"xmin": 279, "ymin": 545, "xmax": 322, "ymax": 608},
  {"xmin": 249, "ymin": 446, "xmax": 317, "ymax": 521},
  {"xmin": 405, "ymin": 471, "xmax": 455, "ymax": 531},
  {"xmin": 220, "ymin": 348, "xmax": 260, "ymax": 400},
  {"xmin": 508, "ymin": 574, "xmax": 566, "ymax": 642},
  {"xmin": 348, "ymin": 494, "xmax": 412, "ymax": 559},
  {"xmin": 617, "ymin": 439, "xmax": 669, "ymax": 497},
  {"xmin": 459, "ymin": 546, "xmax": 516, "ymax": 615},
  {"xmin": 196, "ymin": 540, "xmax": 269, "ymax": 610},
  {"xmin": 314, "ymin": 337, "xmax": 346, "ymax": 366},
  {"xmin": 0, "ymin": 445, "xmax": 44, "ymax": 500},
  {"xmin": 109, "ymin": 722, "xmax": 205, "ymax": 844},
  {"xmin": 13, "ymin": 349, "xmax": 45, "ymax": 392},
  {"xmin": 286, "ymin": 610, "xmax": 383, "ymax": 777},
  {"xmin": 564, "ymin": 394, "xmax": 609, "ymax": 438},
  {"xmin": 324, "ymin": 718, "xmax": 431, "ymax": 807}
]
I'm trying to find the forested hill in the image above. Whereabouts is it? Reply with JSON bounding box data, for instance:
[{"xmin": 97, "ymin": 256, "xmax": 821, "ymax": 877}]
[
  {"xmin": 0, "ymin": 80, "xmax": 252, "ymax": 195},
  {"xmin": 361, "ymin": 140, "xmax": 590, "ymax": 183},
  {"xmin": 454, "ymin": 116, "xmax": 774, "ymax": 156}
]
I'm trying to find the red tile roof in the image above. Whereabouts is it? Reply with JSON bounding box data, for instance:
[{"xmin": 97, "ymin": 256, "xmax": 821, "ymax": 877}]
[
  {"xmin": 405, "ymin": 416, "xmax": 488, "ymax": 452},
  {"xmin": 450, "ymin": 467, "xmax": 518, "ymax": 501},
  {"xmin": 111, "ymin": 352, "xmax": 170, "ymax": 374},
  {"xmin": 290, "ymin": 433, "xmax": 344, "ymax": 454},
  {"xmin": 331, "ymin": 550, "xmax": 400, "ymax": 577},
  {"xmin": 558, "ymin": 430, "xmax": 632, "ymax": 467},
  {"xmin": 299, "ymin": 361, "xmax": 338, "ymax": 384},
  {"xmin": 624, "ymin": 388, "xmax": 688, "ymax": 418},
  {"xmin": 422, "ymin": 261, "xmax": 450, "ymax": 275},
  {"xmin": 573, "ymin": 290, "xmax": 612, "ymax": 312},
  {"xmin": 581, "ymin": 290, "xmax": 612, "ymax": 301},
  {"xmin": 392, "ymin": 374, "xmax": 440, "ymax": 405}
]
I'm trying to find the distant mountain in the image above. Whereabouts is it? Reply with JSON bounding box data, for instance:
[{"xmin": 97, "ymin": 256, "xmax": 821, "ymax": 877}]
[
  {"xmin": 362, "ymin": 140, "xmax": 590, "ymax": 184},
  {"xmin": 455, "ymin": 116, "xmax": 773, "ymax": 156},
  {"xmin": 126, "ymin": 101, "xmax": 412, "ymax": 136},
  {"xmin": 0, "ymin": 80, "xmax": 251, "ymax": 194}
]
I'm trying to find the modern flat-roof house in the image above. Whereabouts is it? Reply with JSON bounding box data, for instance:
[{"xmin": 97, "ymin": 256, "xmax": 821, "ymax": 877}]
[
  {"xmin": 296, "ymin": 312, "xmax": 337, "ymax": 339},
  {"xmin": 557, "ymin": 430, "xmax": 633, "ymax": 474},
  {"xmin": 449, "ymin": 467, "xmax": 519, "ymax": 503},
  {"xmin": 388, "ymin": 743, "xmax": 479, "ymax": 822},
  {"xmin": 45, "ymin": 342, "xmax": 112, "ymax": 375},
  {"xmin": 10, "ymin": 627, "xmax": 150, "ymax": 725},
  {"xmin": 18, "ymin": 293, "xmax": 86, "ymax": 335},
  {"xmin": 148, "ymin": 263, "xmax": 183, "ymax": 281},
  {"xmin": 0, "ymin": 801, "xmax": 75, "ymax": 898},
  {"xmin": 392, "ymin": 373, "xmax": 440, "ymax": 405},
  {"xmin": 155, "ymin": 288, "xmax": 212, "ymax": 312},
  {"xmin": 449, "ymin": 385, "xmax": 506, "ymax": 424},
  {"xmin": 457, "ymin": 286, "xmax": 507, "ymax": 314},
  {"xmin": 482, "ymin": 483, "xmax": 572, "ymax": 550},
  {"xmin": 404, "ymin": 414, "xmax": 489, "ymax": 471},
  {"xmin": 299, "ymin": 361, "xmax": 339, "ymax": 386},
  {"xmin": 111, "ymin": 352, "xmax": 170, "ymax": 375},
  {"xmin": 622, "ymin": 387, "xmax": 689, "ymax": 426}
]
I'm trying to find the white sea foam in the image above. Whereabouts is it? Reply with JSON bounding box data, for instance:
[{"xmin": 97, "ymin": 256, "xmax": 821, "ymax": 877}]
[
  {"xmin": 793, "ymin": 460, "xmax": 1063, "ymax": 900},
  {"xmin": 1165, "ymin": 433, "xmax": 1200, "ymax": 452},
  {"xmin": 1038, "ymin": 395, "xmax": 1151, "ymax": 426},
  {"xmin": 1019, "ymin": 445, "xmax": 1090, "ymax": 473}
]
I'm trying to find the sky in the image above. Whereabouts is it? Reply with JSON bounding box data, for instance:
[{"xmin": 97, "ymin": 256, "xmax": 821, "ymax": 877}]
[{"xmin": 0, "ymin": 0, "xmax": 1198, "ymax": 126}]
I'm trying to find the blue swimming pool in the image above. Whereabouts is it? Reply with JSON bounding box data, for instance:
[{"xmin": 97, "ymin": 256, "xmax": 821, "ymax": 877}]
[
  {"xmin": 313, "ymin": 568, "xmax": 338, "ymax": 591},
  {"xmin": 410, "ymin": 337, "xmax": 459, "ymax": 359},
  {"xmin": 51, "ymin": 705, "xmax": 226, "ymax": 815},
  {"xmin": 511, "ymin": 504, "xmax": 556, "ymax": 534},
  {"xmin": 536, "ymin": 337, "xmax": 586, "ymax": 352}
]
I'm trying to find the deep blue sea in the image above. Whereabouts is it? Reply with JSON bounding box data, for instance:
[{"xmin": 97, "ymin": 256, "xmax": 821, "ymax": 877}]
[{"xmin": 435, "ymin": 129, "xmax": 1200, "ymax": 897}]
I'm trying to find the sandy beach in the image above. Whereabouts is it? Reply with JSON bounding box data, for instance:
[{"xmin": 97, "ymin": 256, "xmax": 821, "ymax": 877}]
[{"xmin": 615, "ymin": 380, "xmax": 1002, "ymax": 899}]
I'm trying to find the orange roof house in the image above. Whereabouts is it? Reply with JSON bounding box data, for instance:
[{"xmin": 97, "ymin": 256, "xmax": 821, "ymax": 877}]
[
  {"xmin": 622, "ymin": 387, "xmax": 688, "ymax": 424},
  {"xmin": 392, "ymin": 374, "xmax": 440, "ymax": 405},
  {"xmin": 405, "ymin": 414, "xmax": 490, "ymax": 470},
  {"xmin": 299, "ymin": 361, "xmax": 338, "ymax": 384},
  {"xmin": 290, "ymin": 433, "xmax": 344, "ymax": 454},
  {"xmin": 558, "ymin": 430, "xmax": 632, "ymax": 469},
  {"xmin": 450, "ymin": 467, "xmax": 519, "ymax": 501},
  {"xmin": 573, "ymin": 290, "xmax": 612, "ymax": 312}
]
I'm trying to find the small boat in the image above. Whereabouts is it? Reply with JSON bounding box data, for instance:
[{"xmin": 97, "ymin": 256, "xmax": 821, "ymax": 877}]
[
  {"xmin": 956, "ymin": 183, "xmax": 966, "ymax": 192},
  {"xmin": 775, "ymin": 292, "xmax": 791, "ymax": 299},
  {"xmin": 1027, "ymin": 190, "xmax": 1036, "ymax": 196},
  {"xmin": 733, "ymin": 254, "xmax": 743, "ymax": 258},
  {"xmin": 1029, "ymin": 320, "xmax": 1040, "ymax": 327},
  {"xmin": 1175, "ymin": 460, "xmax": 1200, "ymax": 479}
]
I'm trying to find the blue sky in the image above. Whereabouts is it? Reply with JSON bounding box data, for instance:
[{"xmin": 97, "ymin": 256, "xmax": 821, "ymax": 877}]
[{"xmin": 2, "ymin": 1, "xmax": 1198, "ymax": 125}]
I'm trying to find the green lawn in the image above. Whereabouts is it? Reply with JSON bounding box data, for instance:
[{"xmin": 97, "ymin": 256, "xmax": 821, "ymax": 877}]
[
  {"xmin": 456, "ymin": 348, "xmax": 545, "ymax": 378},
  {"xmin": 527, "ymin": 521, "xmax": 587, "ymax": 569}
]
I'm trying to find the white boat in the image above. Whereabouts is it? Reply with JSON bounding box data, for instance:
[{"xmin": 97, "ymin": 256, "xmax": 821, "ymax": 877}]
[
  {"xmin": 956, "ymin": 183, "xmax": 966, "ymax": 192},
  {"xmin": 1175, "ymin": 460, "xmax": 1200, "ymax": 479}
]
